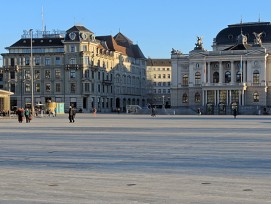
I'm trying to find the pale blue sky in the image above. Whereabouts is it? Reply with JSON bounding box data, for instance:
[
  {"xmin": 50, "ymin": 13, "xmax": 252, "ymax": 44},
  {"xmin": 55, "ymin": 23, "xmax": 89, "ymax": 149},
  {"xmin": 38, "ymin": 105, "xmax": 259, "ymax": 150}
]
[{"xmin": 1, "ymin": 0, "xmax": 271, "ymax": 59}]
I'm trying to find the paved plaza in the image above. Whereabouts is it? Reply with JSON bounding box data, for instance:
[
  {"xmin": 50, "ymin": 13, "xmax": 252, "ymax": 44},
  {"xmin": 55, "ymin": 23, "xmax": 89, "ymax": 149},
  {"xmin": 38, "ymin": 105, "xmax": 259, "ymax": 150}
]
[{"xmin": 0, "ymin": 113, "xmax": 271, "ymax": 203}]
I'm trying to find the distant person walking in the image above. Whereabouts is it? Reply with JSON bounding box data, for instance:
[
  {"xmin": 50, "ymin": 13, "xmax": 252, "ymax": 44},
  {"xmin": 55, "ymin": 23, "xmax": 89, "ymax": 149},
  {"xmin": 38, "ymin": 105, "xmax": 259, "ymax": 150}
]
[
  {"xmin": 151, "ymin": 107, "xmax": 156, "ymax": 117},
  {"xmin": 24, "ymin": 108, "xmax": 31, "ymax": 123},
  {"xmin": 17, "ymin": 108, "xmax": 24, "ymax": 123},
  {"xmin": 68, "ymin": 106, "xmax": 76, "ymax": 123},
  {"xmin": 233, "ymin": 108, "xmax": 237, "ymax": 119},
  {"xmin": 93, "ymin": 107, "xmax": 97, "ymax": 117},
  {"xmin": 197, "ymin": 108, "xmax": 201, "ymax": 115}
]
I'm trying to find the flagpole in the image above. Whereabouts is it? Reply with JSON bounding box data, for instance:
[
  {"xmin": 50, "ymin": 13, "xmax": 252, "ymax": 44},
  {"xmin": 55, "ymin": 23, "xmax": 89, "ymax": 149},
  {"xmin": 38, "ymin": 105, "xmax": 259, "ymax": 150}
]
[{"xmin": 240, "ymin": 55, "xmax": 243, "ymax": 83}]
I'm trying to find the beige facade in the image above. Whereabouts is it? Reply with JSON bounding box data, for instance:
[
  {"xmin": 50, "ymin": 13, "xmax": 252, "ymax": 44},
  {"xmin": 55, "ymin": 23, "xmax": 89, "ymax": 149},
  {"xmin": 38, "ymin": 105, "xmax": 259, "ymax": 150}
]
[
  {"xmin": 1, "ymin": 25, "xmax": 147, "ymax": 113},
  {"xmin": 171, "ymin": 22, "xmax": 271, "ymax": 114},
  {"xmin": 146, "ymin": 58, "xmax": 171, "ymax": 108}
]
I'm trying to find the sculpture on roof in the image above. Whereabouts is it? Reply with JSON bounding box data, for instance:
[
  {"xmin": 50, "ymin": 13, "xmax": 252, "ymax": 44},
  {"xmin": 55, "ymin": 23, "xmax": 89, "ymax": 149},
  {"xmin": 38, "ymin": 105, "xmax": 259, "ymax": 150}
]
[
  {"xmin": 171, "ymin": 48, "xmax": 182, "ymax": 55},
  {"xmin": 253, "ymin": 32, "xmax": 263, "ymax": 46},
  {"xmin": 194, "ymin": 36, "xmax": 204, "ymax": 50}
]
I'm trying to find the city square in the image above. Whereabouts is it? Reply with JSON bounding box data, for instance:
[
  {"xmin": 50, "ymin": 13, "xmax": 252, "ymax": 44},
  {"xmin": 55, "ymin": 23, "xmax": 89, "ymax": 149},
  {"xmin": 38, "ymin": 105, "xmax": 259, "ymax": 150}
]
[{"xmin": 0, "ymin": 113, "xmax": 271, "ymax": 203}]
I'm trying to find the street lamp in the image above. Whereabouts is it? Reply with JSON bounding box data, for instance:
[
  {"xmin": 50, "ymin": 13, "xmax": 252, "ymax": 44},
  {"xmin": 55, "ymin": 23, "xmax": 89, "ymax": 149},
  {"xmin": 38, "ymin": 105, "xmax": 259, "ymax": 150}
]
[{"xmin": 30, "ymin": 29, "xmax": 34, "ymax": 115}]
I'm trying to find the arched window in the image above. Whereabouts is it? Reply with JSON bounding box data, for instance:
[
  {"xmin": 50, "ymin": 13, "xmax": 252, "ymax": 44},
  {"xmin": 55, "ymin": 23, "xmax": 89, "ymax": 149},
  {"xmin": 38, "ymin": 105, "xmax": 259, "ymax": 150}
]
[
  {"xmin": 195, "ymin": 92, "xmax": 200, "ymax": 103},
  {"xmin": 195, "ymin": 72, "xmax": 201, "ymax": 85},
  {"xmin": 182, "ymin": 93, "xmax": 188, "ymax": 103},
  {"xmin": 213, "ymin": 72, "xmax": 219, "ymax": 83},
  {"xmin": 225, "ymin": 71, "xmax": 231, "ymax": 83},
  {"xmin": 182, "ymin": 74, "xmax": 188, "ymax": 86},
  {"xmin": 253, "ymin": 70, "xmax": 260, "ymax": 83},
  {"xmin": 253, "ymin": 92, "xmax": 259, "ymax": 102},
  {"xmin": 236, "ymin": 71, "xmax": 242, "ymax": 83}
]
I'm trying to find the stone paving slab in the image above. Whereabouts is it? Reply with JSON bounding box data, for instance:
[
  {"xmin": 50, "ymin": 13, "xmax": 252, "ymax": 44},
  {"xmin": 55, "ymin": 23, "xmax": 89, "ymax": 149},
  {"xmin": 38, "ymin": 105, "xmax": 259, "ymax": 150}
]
[{"xmin": 0, "ymin": 114, "xmax": 271, "ymax": 203}]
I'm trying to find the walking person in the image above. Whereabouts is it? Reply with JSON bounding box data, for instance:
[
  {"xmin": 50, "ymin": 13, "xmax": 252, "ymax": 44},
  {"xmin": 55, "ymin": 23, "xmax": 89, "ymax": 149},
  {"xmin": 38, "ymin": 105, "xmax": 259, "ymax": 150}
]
[
  {"xmin": 151, "ymin": 107, "xmax": 156, "ymax": 117},
  {"xmin": 68, "ymin": 106, "xmax": 76, "ymax": 123},
  {"xmin": 233, "ymin": 108, "xmax": 237, "ymax": 119},
  {"xmin": 93, "ymin": 107, "xmax": 97, "ymax": 117},
  {"xmin": 24, "ymin": 108, "xmax": 31, "ymax": 123},
  {"xmin": 17, "ymin": 108, "xmax": 24, "ymax": 123}
]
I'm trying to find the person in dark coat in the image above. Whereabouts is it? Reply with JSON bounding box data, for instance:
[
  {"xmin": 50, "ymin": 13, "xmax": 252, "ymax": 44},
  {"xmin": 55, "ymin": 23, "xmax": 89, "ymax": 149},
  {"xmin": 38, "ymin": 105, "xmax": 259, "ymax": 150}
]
[
  {"xmin": 233, "ymin": 108, "xmax": 237, "ymax": 119},
  {"xmin": 68, "ymin": 106, "xmax": 76, "ymax": 123},
  {"xmin": 17, "ymin": 108, "xmax": 24, "ymax": 123}
]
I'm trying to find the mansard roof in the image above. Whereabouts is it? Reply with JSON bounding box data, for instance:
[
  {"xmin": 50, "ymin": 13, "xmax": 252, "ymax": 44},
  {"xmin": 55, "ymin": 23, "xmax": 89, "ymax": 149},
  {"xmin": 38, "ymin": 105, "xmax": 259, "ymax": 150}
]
[
  {"xmin": 215, "ymin": 22, "xmax": 271, "ymax": 45},
  {"xmin": 223, "ymin": 43, "xmax": 251, "ymax": 50},
  {"xmin": 66, "ymin": 25, "xmax": 93, "ymax": 34},
  {"xmin": 7, "ymin": 37, "xmax": 64, "ymax": 49},
  {"xmin": 96, "ymin": 34, "xmax": 145, "ymax": 59},
  {"xmin": 114, "ymin": 32, "xmax": 133, "ymax": 47},
  {"xmin": 147, "ymin": 58, "xmax": 171, "ymax": 66}
]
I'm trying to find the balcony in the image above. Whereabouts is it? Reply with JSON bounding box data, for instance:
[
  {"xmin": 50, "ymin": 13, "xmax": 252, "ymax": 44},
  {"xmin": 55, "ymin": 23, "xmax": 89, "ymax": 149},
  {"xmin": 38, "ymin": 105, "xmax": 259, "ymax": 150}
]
[
  {"xmin": 102, "ymin": 80, "xmax": 112, "ymax": 85},
  {"xmin": 65, "ymin": 64, "xmax": 79, "ymax": 70}
]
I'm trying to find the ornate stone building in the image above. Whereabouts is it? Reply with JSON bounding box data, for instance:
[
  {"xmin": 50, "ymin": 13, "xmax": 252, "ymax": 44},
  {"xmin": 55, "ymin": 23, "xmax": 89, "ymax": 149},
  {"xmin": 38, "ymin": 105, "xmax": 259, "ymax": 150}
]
[
  {"xmin": 1, "ymin": 25, "xmax": 147, "ymax": 112},
  {"xmin": 171, "ymin": 22, "xmax": 271, "ymax": 114}
]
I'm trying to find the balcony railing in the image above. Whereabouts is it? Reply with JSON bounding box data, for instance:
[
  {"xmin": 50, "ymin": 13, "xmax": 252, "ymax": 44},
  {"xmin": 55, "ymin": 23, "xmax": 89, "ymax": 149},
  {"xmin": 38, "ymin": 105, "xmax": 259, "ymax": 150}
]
[{"xmin": 102, "ymin": 80, "xmax": 112, "ymax": 85}]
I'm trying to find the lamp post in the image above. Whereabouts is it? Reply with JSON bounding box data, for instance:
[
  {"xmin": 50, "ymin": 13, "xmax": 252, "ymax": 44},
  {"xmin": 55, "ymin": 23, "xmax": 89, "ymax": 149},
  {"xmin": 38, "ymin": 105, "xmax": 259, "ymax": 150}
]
[{"xmin": 30, "ymin": 29, "xmax": 34, "ymax": 115}]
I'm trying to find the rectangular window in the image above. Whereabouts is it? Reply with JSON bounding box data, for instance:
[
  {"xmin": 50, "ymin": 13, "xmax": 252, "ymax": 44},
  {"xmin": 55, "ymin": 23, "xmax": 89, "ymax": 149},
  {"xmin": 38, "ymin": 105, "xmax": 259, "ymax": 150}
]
[
  {"xmin": 10, "ymin": 71, "xmax": 16, "ymax": 79},
  {"xmin": 35, "ymin": 57, "xmax": 40, "ymax": 65},
  {"xmin": 84, "ymin": 70, "xmax": 89, "ymax": 78},
  {"xmin": 25, "ymin": 83, "xmax": 31, "ymax": 92},
  {"xmin": 25, "ymin": 57, "xmax": 30, "ymax": 65},
  {"xmin": 45, "ymin": 58, "xmax": 51, "ymax": 65},
  {"xmin": 35, "ymin": 83, "xmax": 40, "ymax": 93},
  {"xmin": 84, "ymin": 56, "xmax": 89, "ymax": 65},
  {"xmin": 55, "ymin": 70, "xmax": 61, "ymax": 79},
  {"xmin": 45, "ymin": 83, "xmax": 51, "ymax": 92},
  {"xmin": 25, "ymin": 70, "xmax": 31, "ymax": 80},
  {"xmin": 70, "ymin": 58, "xmax": 76, "ymax": 64},
  {"xmin": 71, "ymin": 83, "xmax": 76, "ymax": 93},
  {"xmin": 45, "ymin": 70, "xmax": 51, "ymax": 79},
  {"xmin": 11, "ymin": 84, "xmax": 15, "ymax": 92},
  {"xmin": 35, "ymin": 70, "xmax": 40, "ymax": 80},
  {"xmin": 55, "ymin": 83, "xmax": 61, "ymax": 92},
  {"xmin": 91, "ymin": 83, "xmax": 94, "ymax": 92},
  {"xmin": 70, "ymin": 45, "xmax": 75, "ymax": 52},
  {"xmin": 85, "ymin": 83, "xmax": 90, "ymax": 92},
  {"xmin": 70, "ymin": 70, "xmax": 76, "ymax": 79},
  {"xmin": 55, "ymin": 57, "xmax": 61, "ymax": 65}
]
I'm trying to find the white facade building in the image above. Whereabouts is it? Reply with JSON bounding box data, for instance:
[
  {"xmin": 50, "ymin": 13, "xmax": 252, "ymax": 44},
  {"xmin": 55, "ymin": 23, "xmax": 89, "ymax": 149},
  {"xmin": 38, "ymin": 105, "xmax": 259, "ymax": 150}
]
[{"xmin": 171, "ymin": 22, "xmax": 271, "ymax": 114}]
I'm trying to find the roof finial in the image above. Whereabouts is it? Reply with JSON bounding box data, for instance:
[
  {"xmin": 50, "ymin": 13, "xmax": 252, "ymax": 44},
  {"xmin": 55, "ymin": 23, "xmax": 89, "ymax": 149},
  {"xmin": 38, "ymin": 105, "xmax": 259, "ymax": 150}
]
[
  {"xmin": 119, "ymin": 28, "xmax": 121, "ymax": 33},
  {"xmin": 258, "ymin": 13, "xmax": 261, "ymax": 22},
  {"xmin": 240, "ymin": 16, "xmax": 243, "ymax": 24}
]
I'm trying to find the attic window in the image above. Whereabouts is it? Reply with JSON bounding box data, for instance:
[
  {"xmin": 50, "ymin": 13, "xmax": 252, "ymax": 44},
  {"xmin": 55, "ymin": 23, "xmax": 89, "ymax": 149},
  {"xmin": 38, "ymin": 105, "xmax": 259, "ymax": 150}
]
[
  {"xmin": 228, "ymin": 34, "xmax": 233, "ymax": 39},
  {"xmin": 23, "ymin": 40, "xmax": 26, "ymax": 43},
  {"xmin": 40, "ymin": 40, "xmax": 43, "ymax": 43},
  {"xmin": 49, "ymin": 40, "xmax": 52, "ymax": 43}
]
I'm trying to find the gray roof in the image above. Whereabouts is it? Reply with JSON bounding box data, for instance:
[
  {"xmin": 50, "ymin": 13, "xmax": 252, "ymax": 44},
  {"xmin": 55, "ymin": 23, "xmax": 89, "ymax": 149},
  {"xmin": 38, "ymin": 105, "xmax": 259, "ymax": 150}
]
[
  {"xmin": 147, "ymin": 58, "xmax": 171, "ymax": 66},
  {"xmin": 215, "ymin": 22, "xmax": 271, "ymax": 45}
]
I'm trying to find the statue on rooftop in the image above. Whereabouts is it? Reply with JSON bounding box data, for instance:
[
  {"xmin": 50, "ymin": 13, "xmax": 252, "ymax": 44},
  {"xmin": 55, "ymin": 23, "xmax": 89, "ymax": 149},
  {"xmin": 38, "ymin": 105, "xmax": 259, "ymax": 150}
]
[
  {"xmin": 253, "ymin": 32, "xmax": 263, "ymax": 46},
  {"xmin": 194, "ymin": 36, "xmax": 204, "ymax": 50}
]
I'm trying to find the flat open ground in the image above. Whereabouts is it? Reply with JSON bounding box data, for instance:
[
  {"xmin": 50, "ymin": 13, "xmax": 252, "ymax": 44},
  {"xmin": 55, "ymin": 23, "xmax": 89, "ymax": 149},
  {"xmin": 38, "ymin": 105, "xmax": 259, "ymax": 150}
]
[{"xmin": 0, "ymin": 114, "xmax": 271, "ymax": 204}]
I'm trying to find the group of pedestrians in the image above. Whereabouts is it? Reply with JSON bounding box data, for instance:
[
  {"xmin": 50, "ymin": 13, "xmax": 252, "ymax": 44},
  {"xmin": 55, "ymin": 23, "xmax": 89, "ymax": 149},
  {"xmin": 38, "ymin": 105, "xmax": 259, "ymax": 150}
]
[{"xmin": 16, "ymin": 108, "xmax": 32, "ymax": 123}]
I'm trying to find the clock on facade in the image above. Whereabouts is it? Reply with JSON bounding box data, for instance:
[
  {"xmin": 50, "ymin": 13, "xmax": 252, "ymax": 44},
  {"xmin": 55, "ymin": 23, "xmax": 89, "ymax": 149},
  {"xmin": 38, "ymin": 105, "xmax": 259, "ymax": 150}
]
[
  {"xmin": 80, "ymin": 32, "xmax": 87, "ymax": 40},
  {"xmin": 69, "ymin": 32, "xmax": 76, "ymax": 40}
]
